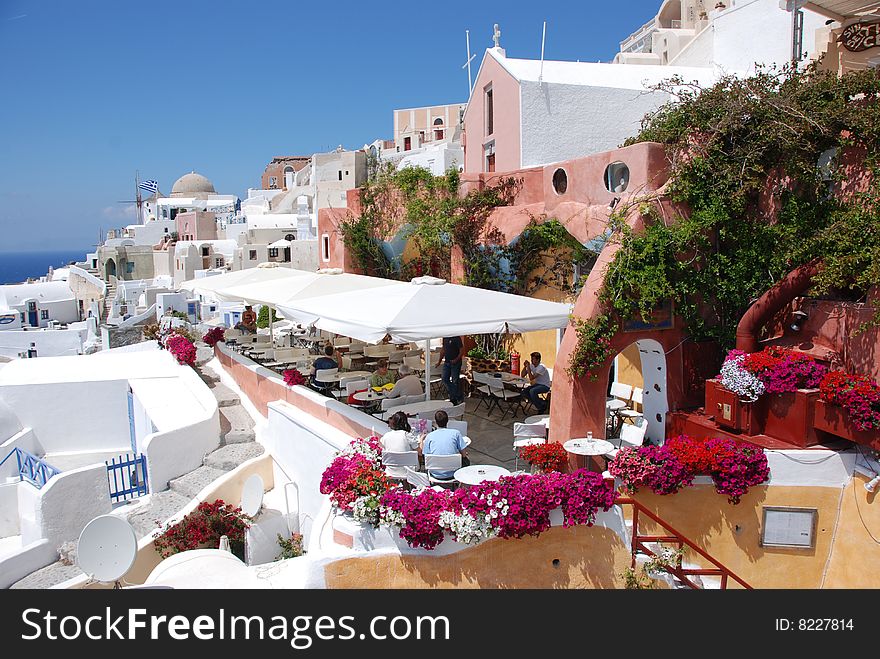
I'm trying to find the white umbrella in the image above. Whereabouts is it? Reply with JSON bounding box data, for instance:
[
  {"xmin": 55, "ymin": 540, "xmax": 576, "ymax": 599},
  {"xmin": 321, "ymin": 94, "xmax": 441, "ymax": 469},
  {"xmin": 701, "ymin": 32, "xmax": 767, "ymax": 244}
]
[
  {"xmin": 276, "ymin": 276, "xmax": 573, "ymax": 344},
  {"xmin": 275, "ymin": 276, "xmax": 573, "ymax": 399},
  {"xmin": 212, "ymin": 269, "xmax": 399, "ymax": 306},
  {"xmin": 179, "ymin": 264, "xmax": 304, "ymax": 297}
]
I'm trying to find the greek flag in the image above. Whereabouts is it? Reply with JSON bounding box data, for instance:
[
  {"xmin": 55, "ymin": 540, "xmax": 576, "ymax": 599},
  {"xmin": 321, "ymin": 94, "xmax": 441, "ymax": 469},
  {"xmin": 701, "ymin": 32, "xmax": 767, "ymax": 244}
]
[{"xmin": 138, "ymin": 179, "xmax": 159, "ymax": 194}]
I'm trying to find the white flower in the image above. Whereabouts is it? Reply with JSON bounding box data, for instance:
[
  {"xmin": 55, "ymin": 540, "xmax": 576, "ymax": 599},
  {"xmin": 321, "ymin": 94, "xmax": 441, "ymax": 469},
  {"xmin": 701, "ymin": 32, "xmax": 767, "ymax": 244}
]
[{"xmin": 720, "ymin": 355, "xmax": 765, "ymax": 401}]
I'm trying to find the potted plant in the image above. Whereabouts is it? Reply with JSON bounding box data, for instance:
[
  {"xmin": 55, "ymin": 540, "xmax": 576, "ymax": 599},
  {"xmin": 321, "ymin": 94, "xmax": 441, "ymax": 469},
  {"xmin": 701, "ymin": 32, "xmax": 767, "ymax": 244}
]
[{"xmin": 519, "ymin": 442, "xmax": 569, "ymax": 474}]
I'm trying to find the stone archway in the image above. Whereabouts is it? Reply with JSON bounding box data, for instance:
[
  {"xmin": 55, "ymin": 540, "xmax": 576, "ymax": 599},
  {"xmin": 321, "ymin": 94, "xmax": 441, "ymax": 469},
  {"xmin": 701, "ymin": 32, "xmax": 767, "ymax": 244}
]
[
  {"xmin": 105, "ymin": 258, "xmax": 117, "ymax": 279},
  {"xmin": 609, "ymin": 338, "xmax": 669, "ymax": 442}
]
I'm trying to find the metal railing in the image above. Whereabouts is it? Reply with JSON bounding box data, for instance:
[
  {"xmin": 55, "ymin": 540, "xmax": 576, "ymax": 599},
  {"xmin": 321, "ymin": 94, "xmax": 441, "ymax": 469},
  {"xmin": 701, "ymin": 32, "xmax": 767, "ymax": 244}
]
[
  {"xmin": 0, "ymin": 447, "xmax": 61, "ymax": 489},
  {"xmin": 617, "ymin": 496, "xmax": 752, "ymax": 589}
]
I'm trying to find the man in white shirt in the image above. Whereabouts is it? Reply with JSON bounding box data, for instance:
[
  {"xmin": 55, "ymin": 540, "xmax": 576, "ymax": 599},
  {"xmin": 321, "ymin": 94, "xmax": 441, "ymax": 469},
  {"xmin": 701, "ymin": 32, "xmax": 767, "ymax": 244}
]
[
  {"xmin": 385, "ymin": 363, "xmax": 423, "ymax": 399},
  {"xmin": 521, "ymin": 351, "xmax": 551, "ymax": 414}
]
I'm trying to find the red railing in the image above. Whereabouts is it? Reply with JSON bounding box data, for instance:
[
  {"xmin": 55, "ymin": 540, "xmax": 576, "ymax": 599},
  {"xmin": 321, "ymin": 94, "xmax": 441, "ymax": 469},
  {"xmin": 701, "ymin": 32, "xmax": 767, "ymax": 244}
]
[{"xmin": 616, "ymin": 497, "xmax": 752, "ymax": 589}]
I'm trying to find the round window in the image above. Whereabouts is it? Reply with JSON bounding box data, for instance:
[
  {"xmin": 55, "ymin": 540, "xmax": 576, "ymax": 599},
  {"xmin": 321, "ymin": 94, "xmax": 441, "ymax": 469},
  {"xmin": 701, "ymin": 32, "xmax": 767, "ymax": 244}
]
[
  {"xmin": 604, "ymin": 162, "xmax": 630, "ymax": 193},
  {"xmin": 552, "ymin": 168, "xmax": 568, "ymax": 195}
]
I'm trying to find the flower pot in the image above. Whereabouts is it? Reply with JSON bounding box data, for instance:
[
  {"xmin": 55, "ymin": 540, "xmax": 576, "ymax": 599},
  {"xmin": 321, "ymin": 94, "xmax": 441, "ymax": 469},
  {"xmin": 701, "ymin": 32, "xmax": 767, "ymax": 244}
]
[
  {"xmin": 756, "ymin": 389, "xmax": 821, "ymax": 447},
  {"xmin": 814, "ymin": 399, "xmax": 880, "ymax": 449}
]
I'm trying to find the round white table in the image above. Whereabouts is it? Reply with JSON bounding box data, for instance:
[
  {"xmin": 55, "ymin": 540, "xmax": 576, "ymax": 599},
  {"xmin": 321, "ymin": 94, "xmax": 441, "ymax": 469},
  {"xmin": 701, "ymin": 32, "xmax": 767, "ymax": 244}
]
[
  {"xmin": 564, "ymin": 438, "xmax": 615, "ymax": 456},
  {"xmin": 391, "ymin": 400, "xmax": 453, "ymax": 417},
  {"xmin": 352, "ymin": 389, "xmax": 386, "ymax": 403},
  {"xmin": 454, "ymin": 464, "xmax": 510, "ymax": 485},
  {"xmin": 564, "ymin": 438, "xmax": 614, "ymax": 473}
]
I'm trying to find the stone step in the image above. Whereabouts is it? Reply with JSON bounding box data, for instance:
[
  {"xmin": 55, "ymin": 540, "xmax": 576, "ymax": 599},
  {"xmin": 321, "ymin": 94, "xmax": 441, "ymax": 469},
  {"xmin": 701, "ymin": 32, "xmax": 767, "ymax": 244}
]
[
  {"xmin": 168, "ymin": 466, "xmax": 227, "ymax": 500},
  {"xmin": 219, "ymin": 405, "xmax": 256, "ymax": 444},
  {"xmin": 127, "ymin": 490, "xmax": 191, "ymax": 539},
  {"xmin": 209, "ymin": 382, "xmax": 239, "ymax": 408},
  {"xmin": 204, "ymin": 443, "xmax": 265, "ymax": 471},
  {"xmin": 195, "ymin": 346, "xmax": 214, "ymax": 366}
]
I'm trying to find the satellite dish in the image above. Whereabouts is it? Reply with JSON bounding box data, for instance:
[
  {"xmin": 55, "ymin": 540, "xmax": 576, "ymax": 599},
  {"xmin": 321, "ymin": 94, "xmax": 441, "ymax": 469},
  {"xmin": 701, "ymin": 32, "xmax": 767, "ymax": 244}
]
[
  {"xmin": 240, "ymin": 474, "xmax": 264, "ymax": 517},
  {"xmin": 76, "ymin": 515, "xmax": 138, "ymax": 587}
]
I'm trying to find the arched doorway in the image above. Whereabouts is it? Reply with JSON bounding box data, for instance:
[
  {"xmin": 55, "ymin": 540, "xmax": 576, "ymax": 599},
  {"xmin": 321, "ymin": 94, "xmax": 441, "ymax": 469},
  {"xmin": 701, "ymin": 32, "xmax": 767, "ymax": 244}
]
[
  {"xmin": 607, "ymin": 338, "xmax": 668, "ymax": 444},
  {"xmin": 105, "ymin": 258, "xmax": 117, "ymax": 279}
]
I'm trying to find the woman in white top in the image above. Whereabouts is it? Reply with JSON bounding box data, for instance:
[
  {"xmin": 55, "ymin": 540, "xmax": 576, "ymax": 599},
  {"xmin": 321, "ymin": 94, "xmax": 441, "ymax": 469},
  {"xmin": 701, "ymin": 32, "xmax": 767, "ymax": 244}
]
[{"xmin": 380, "ymin": 411, "xmax": 414, "ymax": 478}]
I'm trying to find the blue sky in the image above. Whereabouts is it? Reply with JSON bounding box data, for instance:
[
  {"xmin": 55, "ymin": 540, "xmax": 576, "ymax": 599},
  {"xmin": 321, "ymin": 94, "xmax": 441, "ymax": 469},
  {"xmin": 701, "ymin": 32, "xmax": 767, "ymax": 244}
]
[{"xmin": 0, "ymin": 0, "xmax": 661, "ymax": 252}]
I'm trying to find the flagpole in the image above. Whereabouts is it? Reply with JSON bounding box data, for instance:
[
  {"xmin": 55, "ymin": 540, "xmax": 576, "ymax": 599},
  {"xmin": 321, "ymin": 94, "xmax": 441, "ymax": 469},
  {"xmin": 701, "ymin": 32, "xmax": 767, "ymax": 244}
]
[{"xmin": 135, "ymin": 170, "xmax": 143, "ymax": 225}]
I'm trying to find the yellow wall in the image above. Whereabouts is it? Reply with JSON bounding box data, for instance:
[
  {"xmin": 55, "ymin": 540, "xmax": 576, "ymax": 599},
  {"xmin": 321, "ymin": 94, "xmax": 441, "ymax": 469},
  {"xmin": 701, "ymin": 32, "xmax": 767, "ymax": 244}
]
[
  {"xmin": 630, "ymin": 484, "xmax": 842, "ymax": 588},
  {"xmin": 324, "ymin": 525, "xmax": 633, "ymax": 589},
  {"xmin": 822, "ymin": 473, "xmax": 880, "ymax": 588},
  {"xmin": 511, "ymin": 329, "xmax": 558, "ymax": 370}
]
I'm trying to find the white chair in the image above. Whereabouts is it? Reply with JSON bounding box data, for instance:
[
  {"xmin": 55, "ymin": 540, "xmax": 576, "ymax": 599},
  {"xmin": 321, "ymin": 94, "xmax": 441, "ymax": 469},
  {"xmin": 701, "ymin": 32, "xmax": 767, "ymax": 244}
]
[
  {"xmin": 403, "ymin": 393, "xmax": 426, "ymax": 404},
  {"xmin": 334, "ymin": 373, "xmax": 364, "ymax": 399},
  {"xmin": 312, "ymin": 368, "xmax": 337, "ymax": 395},
  {"xmin": 445, "ymin": 402, "xmax": 466, "ymax": 419},
  {"xmin": 618, "ymin": 418, "xmax": 648, "ymax": 449},
  {"xmin": 606, "ymin": 382, "xmax": 633, "ymax": 412},
  {"xmin": 447, "ymin": 419, "xmax": 468, "ymax": 435},
  {"xmin": 404, "ymin": 466, "xmax": 446, "ymax": 492},
  {"xmin": 375, "ymin": 396, "xmax": 407, "ymax": 421},
  {"xmin": 486, "ymin": 375, "xmax": 522, "ymax": 421},
  {"xmin": 403, "ymin": 355, "xmax": 423, "ymax": 373},
  {"xmin": 424, "ymin": 453, "xmax": 462, "ymax": 487},
  {"xmin": 381, "ymin": 451, "xmax": 420, "ymax": 479},
  {"xmin": 470, "ymin": 371, "xmax": 493, "ymax": 413},
  {"xmin": 512, "ymin": 422, "xmax": 548, "ymax": 471},
  {"xmin": 341, "ymin": 354, "xmax": 353, "ymax": 370},
  {"xmin": 617, "ymin": 386, "xmax": 644, "ymax": 421}
]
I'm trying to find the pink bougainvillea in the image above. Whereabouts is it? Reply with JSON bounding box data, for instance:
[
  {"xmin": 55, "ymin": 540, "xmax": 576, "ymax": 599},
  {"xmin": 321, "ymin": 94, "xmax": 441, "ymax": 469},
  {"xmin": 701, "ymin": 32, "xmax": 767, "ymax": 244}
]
[{"xmin": 164, "ymin": 334, "xmax": 196, "ymax": 366}]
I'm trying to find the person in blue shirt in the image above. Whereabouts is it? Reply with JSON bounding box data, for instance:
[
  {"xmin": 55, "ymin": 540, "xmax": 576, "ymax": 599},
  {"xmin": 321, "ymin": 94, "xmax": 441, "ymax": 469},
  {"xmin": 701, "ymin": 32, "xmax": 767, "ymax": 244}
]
[
  {"xmin": 310, "ymin": 344, "xmax": 337, "ymax": 392},
  {"xmin": 420, "ymin": 410, "xmax": 469, "ymax": 479}
]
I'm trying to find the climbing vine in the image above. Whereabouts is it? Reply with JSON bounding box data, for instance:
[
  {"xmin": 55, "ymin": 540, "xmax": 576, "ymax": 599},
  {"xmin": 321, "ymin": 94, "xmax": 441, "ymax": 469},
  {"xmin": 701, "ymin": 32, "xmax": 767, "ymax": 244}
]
[{"xmin": 568, "ymin": 63, "xmax": 880, "ymax": 379}]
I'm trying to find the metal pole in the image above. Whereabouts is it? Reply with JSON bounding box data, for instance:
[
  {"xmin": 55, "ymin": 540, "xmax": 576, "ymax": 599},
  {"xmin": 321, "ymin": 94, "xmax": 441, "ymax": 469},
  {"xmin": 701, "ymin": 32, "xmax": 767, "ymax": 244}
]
[
  {"xmin": 465, "ymin": 30, "xmax": 473, "ymax": 94},
  {"xmin": 424, "ymin": 339, "xmax": 432, "ymax": 401},
  {"xmin": 539, "ymin": 21, "xmax": 547, "ymax": 82}
]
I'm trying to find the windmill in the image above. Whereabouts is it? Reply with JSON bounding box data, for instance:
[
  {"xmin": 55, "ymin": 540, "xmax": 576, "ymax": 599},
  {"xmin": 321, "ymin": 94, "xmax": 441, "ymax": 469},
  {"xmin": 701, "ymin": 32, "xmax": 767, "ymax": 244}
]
[{"xmin": 116, "ymin": 171, "xmax": 161, "ymax": 228}]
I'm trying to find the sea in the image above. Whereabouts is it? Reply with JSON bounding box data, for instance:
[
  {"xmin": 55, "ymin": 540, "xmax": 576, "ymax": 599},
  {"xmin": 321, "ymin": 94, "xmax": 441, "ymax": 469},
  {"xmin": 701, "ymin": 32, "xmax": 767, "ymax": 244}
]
[{"xmin": 0, "ymin": 249, "xmax": 92, "ymax": 285}]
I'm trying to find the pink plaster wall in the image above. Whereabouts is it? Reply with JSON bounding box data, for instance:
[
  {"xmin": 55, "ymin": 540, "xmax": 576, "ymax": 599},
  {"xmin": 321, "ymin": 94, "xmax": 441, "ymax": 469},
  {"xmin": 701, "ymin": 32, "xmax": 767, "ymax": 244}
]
[
  {"xmin": 463, "ymin": 52, "xmax": 521, "ymax": 173},
  {"xmin": 175, "ymin": 211, "xmax": 217, "ymax": 241}
]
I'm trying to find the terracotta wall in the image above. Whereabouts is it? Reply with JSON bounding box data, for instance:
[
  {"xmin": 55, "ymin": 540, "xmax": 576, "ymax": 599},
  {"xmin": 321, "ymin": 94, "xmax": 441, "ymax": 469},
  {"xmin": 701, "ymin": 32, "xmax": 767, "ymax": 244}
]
[{"xmin": 215, "ymin": 345, "xmax": 377, "ymax": 439}]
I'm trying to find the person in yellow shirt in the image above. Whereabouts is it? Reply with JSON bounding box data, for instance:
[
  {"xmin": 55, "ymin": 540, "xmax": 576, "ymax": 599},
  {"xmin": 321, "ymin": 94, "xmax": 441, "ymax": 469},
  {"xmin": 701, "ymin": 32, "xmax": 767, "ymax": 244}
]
[{"xmin": 370, "ymin": 360, "xmax": 396, "ymax": 389}]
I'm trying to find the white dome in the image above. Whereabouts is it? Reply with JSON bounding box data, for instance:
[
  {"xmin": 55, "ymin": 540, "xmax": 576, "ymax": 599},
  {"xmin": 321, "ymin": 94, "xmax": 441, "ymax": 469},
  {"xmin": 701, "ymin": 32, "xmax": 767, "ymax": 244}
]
[{"xmin": 170, "ymin": 172, "xmax": 216, "ymax": 197}]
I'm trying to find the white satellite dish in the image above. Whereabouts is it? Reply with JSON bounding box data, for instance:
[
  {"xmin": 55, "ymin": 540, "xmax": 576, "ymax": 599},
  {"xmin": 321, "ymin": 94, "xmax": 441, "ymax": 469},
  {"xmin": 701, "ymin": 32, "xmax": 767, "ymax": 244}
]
[
  {"xmin": 76, "ymin": 515, "xmax": 138, "ymax": 587},
  {"xmin": 240, "ymin": 474, "xmax": 264, "ymax": 517}
]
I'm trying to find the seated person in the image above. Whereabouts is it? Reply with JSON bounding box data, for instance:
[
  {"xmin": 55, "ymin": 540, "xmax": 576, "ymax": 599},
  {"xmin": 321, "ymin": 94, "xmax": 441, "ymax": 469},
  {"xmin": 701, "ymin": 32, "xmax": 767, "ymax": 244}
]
[
  {"xmin": 310, "ymin": 344, "xmax": 338, "ymax": 391},
  {"xmin": 420, "ymin": 410, "xmax": 469, "ymax": 479},
  {"xmin": 521, "ymin": 351, "xmax": 552, "ymax": 414},
  {"xmin": 370, "ymin": 359, "xmax": 396, "ymax": 389},
  {"xmin": 385, "ymin": 363, "xmax": 423, "ymax": 399},
  {"xmin": 234, "ymin": 305, "xmax": 257, "ymax": 334},
  {"xmin": 380, "ymin": 411, "xmax": 414, "ymax": 479}
]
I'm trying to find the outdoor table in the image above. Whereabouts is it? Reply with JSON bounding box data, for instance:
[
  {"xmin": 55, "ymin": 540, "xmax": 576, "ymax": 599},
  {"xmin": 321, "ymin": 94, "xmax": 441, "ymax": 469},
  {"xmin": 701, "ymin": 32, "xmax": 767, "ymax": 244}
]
[
  {"xmin": 353, "ymin": 389, "xmax": 385, "ymax": 403},
  {"xmin": 524, "ymin": 414, "xmax": 550, "ymax": 427},
  {"xmin": 563, "ymin": 438, "xmax": 615, "ymax": 473},
  {"xmin": 454, "ymin": 464, "xmax": 510, "ymax": 486},
  {"xmin": 391, "ymin": 400, "xmax": 453, "ymax": 417},
  {"xmin": 325, "ymin": 370, "xmax": 372, "ymax": 382}
]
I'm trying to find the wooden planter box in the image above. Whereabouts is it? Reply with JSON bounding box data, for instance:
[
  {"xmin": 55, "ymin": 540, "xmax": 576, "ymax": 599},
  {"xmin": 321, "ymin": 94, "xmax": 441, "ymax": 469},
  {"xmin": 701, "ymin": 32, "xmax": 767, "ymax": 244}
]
[{"xmin": 814, "ymin": 399, "xmax": 880, "ymax": 449}]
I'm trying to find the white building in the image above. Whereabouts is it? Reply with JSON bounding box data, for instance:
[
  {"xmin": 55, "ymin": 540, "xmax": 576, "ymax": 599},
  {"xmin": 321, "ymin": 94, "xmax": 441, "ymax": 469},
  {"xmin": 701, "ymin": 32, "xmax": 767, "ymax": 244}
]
[
  {"xmin": 0, "ymin": 281, "xmax": 79, "ymax": 330},
  {"xmin": 0, "ymin": 349, "xmax": 219, "ymax": 587},
  {"xmin": 614, "ymin": 0, "xmax": 826, "ymax": 72}
]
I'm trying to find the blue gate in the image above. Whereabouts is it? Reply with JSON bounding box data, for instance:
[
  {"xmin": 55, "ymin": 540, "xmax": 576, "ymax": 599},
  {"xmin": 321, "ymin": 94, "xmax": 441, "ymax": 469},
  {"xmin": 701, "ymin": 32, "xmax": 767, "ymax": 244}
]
[{"xmin": 106, "ymin": 453, "xmax": 149, "ymax": 503}]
